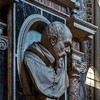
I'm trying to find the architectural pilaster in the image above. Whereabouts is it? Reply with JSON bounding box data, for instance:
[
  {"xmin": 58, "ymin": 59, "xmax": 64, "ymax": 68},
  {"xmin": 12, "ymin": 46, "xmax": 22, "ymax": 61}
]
[
  {"xmin": 86, "ymin": 0, "xmax": 95, "ymax": 99},
  {"xmin": 69, "ymin": 49, "xmax": 87, "ymax": 100}
]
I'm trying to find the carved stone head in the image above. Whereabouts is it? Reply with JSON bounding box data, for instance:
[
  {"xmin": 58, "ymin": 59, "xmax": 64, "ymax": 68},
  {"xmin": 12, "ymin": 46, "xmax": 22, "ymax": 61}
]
[{"xmin": 41, "ymin": 21, "xmax": 72, "ymax": 59}]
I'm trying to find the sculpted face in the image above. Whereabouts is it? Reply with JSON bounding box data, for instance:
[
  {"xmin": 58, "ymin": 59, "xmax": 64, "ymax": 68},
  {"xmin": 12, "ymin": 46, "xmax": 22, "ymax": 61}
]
[
  {"xmin": 53, "ymin": 33, "xmax": 72, "ymax": 58},
  {"xmin": 41, "ymin": 21, "xmax": 72, "ymax": 59}
]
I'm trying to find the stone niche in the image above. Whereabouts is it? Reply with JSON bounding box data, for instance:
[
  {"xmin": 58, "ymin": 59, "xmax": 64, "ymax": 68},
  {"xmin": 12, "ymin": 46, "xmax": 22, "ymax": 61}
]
[
  {"xmin": 14, "ymin": 0, "xmax": 67, "ymax": 100},
  {"xmin": 0, "ymin": 0, "xmax": 98, "ymax": 100}
]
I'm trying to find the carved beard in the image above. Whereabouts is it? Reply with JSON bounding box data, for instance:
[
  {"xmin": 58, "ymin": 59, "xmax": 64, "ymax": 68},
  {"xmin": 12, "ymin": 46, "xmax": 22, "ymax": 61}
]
[{"xmin": 55, "ymin": 57, "xmax": 65, "ymax": 68}]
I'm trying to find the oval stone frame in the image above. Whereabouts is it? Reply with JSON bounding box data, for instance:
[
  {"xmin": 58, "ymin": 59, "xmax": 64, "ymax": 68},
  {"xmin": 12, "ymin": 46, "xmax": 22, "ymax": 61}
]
[{"xmin": 17, "ymin": 14, "xmax": 50, "ymax": 97}]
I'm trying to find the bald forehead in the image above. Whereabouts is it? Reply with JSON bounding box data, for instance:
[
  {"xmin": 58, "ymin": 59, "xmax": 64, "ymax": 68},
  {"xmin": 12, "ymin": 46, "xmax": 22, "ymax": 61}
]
[
  {"xmin": 42, "ymin": 21, "xmax": 72, "ymax": 42},
  {"xmin": 57, "ymin": 23, "xmax": 72, "ymax": 43},
  {"xmin": 63, "ymin": 33, "xmax": 72, "ymax": 44},
  {"xmin": 63, "ymin": 27, "xmax": 72, "ymax": 42}
]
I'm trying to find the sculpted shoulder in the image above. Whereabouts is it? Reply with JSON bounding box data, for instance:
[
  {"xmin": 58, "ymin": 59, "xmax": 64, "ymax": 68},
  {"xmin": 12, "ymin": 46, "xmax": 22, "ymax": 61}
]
[{"xmin": 24, "ymin": 51, "xmax": 46, "ymax": 66}]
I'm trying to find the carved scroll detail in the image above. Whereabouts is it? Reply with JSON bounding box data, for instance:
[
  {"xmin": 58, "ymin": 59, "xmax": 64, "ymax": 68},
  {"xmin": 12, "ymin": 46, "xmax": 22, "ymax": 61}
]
[
  {"xmin": 0, "ymin": 35, "xmax": 8, "ymax": 50},
  {"xmin": 0, "ymin": 22, "xmax": 8, "ymax": 50}
]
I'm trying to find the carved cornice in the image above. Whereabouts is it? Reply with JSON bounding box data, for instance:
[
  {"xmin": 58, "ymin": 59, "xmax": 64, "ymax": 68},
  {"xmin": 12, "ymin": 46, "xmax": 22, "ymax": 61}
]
[
  {"xmin": 0, "ymin": 22, "xmax": 8, "ymax": 50},
  {"xmin": 32, "ymin": 0, "xmax": 76, "ymax": 8},
  {"xmin": 54, "ymin": 0, "xmax": 76, "ymax": 7},
  {"xmin": 67, "ymin": 17, "xmax": 98, "ymax": 41}
]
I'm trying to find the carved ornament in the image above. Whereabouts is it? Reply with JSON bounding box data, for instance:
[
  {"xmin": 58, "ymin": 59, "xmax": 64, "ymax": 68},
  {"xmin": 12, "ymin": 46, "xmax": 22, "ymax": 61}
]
[
  {"xmin": 69, "ymin": 49, "xmax": 87, "ymax": 100},
  {"xmin": 69, "ymin": 49, "xmax": 87, "ymax": 78},
  {"xmin": 0, "ymin": 22, "xmax": 8, "ymax": 50}
]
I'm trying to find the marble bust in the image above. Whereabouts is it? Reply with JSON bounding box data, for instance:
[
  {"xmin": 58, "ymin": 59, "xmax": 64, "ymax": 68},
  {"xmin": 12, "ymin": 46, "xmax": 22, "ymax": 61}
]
[{"xmin": 23, "ymin": 21, "xmax": 72, "ymax": 100}]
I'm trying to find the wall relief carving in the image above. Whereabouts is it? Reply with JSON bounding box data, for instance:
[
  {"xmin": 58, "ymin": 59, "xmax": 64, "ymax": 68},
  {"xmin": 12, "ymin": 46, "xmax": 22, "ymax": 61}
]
[{"xmin": 17, "ymin": 14, "xmax": 73, "ymax": 100}]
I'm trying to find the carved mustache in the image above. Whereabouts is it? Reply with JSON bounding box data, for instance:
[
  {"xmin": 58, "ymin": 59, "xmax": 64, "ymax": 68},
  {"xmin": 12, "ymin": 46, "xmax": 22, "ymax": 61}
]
[{"xmin": 59, "ymin": 47, "xmax": 71, "ymax": 57}]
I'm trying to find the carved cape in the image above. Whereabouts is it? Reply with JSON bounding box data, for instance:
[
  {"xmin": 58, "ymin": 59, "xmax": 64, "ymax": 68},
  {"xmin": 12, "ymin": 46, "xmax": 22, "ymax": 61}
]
[{"xmin": 24, "ymin": 42, "xmax": 69, "ymax": 98}]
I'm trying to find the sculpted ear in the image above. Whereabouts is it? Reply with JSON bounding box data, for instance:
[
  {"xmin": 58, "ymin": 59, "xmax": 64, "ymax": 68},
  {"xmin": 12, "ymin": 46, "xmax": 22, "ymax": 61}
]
[{"xmin": 50, "ymin": 35, "xmax": 57, "ymax": 46}]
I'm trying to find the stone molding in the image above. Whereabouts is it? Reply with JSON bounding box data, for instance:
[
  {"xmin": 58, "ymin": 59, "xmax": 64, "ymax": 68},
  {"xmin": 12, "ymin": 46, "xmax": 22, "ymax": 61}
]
[
  {"xmin": 67, "ymin": 16, "xmax": 98, "ymax": 41},
  {"xmin": 17, "ymin": 15, "xmax": 50, "ymax": 97}
]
